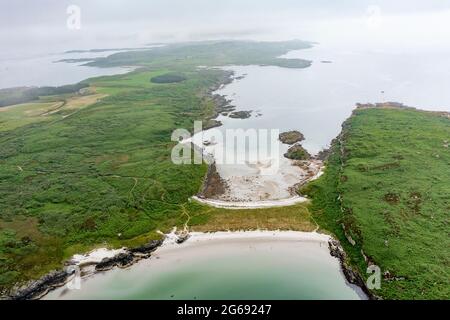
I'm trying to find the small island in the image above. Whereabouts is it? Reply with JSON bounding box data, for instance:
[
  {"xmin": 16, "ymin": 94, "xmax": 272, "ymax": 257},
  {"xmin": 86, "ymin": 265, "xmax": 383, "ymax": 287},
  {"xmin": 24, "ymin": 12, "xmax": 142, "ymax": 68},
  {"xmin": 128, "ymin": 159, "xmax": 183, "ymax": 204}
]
[
  {"xmin": 229, "ymin": 110, "xmax": 252, "ymax": 119},
  {"xmin": 284, "ymin": 144, "xmax": 311, "ymax": 160},
  {"xmin": 279, "ymin": 130, "xmax": 305, "ymax": 145}
]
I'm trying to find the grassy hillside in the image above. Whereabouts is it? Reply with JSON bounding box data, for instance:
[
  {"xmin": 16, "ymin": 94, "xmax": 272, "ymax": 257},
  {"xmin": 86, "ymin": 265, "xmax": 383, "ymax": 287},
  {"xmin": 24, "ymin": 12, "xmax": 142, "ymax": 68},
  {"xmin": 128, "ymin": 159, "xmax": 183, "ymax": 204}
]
[
  {"xmin": 0, "ymin": 41, "xmax": 313, "ymax": 292},
  {"xmin": 303, "ymin": 106, "xmax": 450, "ymax": 299},
  {"xmin": 85, "ymin": 40, "xmax": 312, "ymax": 69}
]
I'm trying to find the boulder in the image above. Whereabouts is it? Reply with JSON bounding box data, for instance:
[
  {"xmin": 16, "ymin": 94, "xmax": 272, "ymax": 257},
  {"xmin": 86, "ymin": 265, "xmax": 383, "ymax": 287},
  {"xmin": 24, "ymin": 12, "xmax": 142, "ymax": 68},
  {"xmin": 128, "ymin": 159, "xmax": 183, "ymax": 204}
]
[
  {"xmin": 95, "ymin": 252, "xmax": 134, "ymax": 271},
  {"xmin": 284, "ymin": 144, "xmax": 311, "ymax": 160},
  {"xmin": 129, "ymin": 240, "xmax": 163, "ymax": 254},
  {"xmin": 279, "ymin": 131, "xmax": 305, "ymax": 144}
]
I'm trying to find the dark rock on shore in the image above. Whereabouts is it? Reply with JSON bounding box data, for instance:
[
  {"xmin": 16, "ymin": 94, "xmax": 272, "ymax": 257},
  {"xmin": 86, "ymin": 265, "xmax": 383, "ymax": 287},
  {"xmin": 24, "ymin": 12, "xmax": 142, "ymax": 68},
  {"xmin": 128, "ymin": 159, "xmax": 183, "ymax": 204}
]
[
  {"xmin": 129, "ymin": 240, "xmax": 163, "ymax": 255},
  {"xmin": 95, "ymin": 252, "xmax": 134, "ymax": 271},
  {"xmin": 328, "ymin": 240, "xmax": 379, "ymax": 300},
  {"xmin": 284, "ymin": 144, "xmax": 311, "ymax": 160},
  {"xmin": 211, "ymin": 94, "xmax": 232, "ymax": 111},
  {"xmin": 203, "ymin": 119, "xmax": 222, "ymax": 130},
  {"xmin": 207, "ymin": 71, "xmax": 234, "ymax": 94},
  {"xmin": 198, "ymin": 162, "xmax": 228, "ymax": 199},
  {"xmin": 6, "ymin": 240, "xmax": 165, "ymax": 300},
  {"xmin": 279, "ymin": 130, "xmax": 305, "ymax": 145},
  {"xmin": 7, "ymin": 270, "xmax": 70, "ymax": 300},
  {"xmin": 234, "ymin": 74, "xmax": 246, "ymax": 80},
  {"xmin": 176, "ymin": 233, "xmax": 190, "ymax": 244},
  {"xmin": 229, "ymin": 110, "xmax": 252, "ymax": 119},
  {"xmin": 219, "ymin": 105, "xmax": 237, "ymax": 113}
]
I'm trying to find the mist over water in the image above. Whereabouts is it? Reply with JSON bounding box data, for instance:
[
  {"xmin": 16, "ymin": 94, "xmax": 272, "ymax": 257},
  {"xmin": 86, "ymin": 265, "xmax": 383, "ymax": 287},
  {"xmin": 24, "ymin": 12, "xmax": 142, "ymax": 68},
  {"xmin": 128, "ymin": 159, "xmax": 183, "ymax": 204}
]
[
  {"xmin": 2, "ymin": 0, "xmax": 450, "ymax": 94},
  {"xmin": 2, "ymin": 0, "xmax": 450, "ymax": 58},
  {"xmin": 0, "ymin": 50, "xmax": 135, "ymax": 89}
]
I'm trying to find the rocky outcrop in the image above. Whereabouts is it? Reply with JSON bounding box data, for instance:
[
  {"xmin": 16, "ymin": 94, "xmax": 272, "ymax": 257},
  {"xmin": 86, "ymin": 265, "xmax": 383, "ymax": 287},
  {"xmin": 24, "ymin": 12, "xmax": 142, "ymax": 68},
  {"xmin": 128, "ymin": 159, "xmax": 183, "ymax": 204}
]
[
  {"xmin": 284, "ymin": 144, "xmax": 311, "ymax": 160},
  {"xmin": 7, "ymin": 270, "xmax": 71, "ymax": 300},
  {"xmin": 176, "ymin": 233, "xmax": 190, "ymax": 244},
  {"xmin": 202, "ymin": 71, "xmax": 235, "ymax": 129},
  {"xmin": 95, "ymin": 252, "xmax": 134, "ymax": 271},
  {"xmin": 197, "ymin": 162, "xmax": 228, "ymax": 199},
  {"xmin": 5, "ymin": 239, "xmax": 165, "ymax": 300},
  {"xmin": 328, "ymin": 239, "xmax": 379, "ymax": 300},
  {"xmin": 202, "ymin": 119, "xmax": 222, "ymax": 130},
  {"xmin": 229, "ymin": 110, "xmax": 252, "ymax": 119},
  {"xmin": 129, "ymin": 239, "xmax": 163, "ymax": 255},
  {"xmin": 96, "ymin": 239, "xmax": 165, "ymax": 271},
  {"xmin": 279, "ymin": 131, "xmax": 305, "ymax": 145}
]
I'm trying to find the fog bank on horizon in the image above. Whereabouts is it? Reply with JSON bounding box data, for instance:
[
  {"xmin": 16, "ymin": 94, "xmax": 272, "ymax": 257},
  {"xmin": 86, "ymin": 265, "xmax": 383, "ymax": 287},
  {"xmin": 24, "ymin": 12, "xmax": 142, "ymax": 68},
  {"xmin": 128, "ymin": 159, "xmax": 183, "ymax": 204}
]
[{"xmin": 1, "ymin": 0, "xmax": 450, "ymax": 57}]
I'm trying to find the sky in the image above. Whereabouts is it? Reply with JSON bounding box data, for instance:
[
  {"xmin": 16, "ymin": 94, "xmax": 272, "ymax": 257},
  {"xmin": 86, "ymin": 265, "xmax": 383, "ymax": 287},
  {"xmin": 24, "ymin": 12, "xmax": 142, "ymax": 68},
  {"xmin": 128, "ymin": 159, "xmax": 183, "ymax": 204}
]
[{"xmin": 1, "ymin": 0, "xmax": 450, "ymax": 58}]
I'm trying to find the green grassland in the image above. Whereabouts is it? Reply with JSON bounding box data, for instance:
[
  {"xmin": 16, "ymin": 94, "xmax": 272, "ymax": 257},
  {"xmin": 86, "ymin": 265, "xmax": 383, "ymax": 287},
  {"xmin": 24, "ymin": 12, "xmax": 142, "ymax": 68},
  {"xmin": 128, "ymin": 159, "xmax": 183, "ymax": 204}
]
[
  {"xmin": 85, "ymin": 40, "xmax": 312, "ymax": 69},
  {"xmin": 188, "ymin": 203, "xmax": 316, "ymax": 232},
  {"xmin": 303, "ymin": 107, "xmax": 450, "ymax": 299},
  {"xmin": 0, "ymin": 41, "xmax": 313, "ymax": 292}
]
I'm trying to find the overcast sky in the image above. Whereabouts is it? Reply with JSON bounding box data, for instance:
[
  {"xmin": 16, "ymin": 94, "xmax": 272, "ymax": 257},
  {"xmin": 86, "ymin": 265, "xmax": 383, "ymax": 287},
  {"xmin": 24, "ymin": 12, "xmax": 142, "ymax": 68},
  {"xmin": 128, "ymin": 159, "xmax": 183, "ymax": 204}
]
[{"xmin": 1, "ymin": 0, "xmax": 450, "ymax": 57}]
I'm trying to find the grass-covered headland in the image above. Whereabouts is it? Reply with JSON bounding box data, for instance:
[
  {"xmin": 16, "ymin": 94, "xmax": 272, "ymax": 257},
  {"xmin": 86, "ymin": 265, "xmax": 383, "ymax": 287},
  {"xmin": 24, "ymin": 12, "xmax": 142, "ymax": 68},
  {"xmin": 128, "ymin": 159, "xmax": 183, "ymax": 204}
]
[
  {"xmin": 0, "ymin": 40, "xmax": 313, "ymax": 293},
  {"xmin": 303, "ymin": 104, "xmax": 450, "ymax": 299}
]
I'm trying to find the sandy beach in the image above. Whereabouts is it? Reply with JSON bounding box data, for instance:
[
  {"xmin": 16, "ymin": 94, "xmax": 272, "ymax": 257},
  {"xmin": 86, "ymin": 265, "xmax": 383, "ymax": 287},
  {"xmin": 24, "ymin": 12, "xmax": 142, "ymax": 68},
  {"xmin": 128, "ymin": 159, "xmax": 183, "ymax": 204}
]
[{"xmin": 44, "ymin": 230, "xmax": 365, "ymax": 300}]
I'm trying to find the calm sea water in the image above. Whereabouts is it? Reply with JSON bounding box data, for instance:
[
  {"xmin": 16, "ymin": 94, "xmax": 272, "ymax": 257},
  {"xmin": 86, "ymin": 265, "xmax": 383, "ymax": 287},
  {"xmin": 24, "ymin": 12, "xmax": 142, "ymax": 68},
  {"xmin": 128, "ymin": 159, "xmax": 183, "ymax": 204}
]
[{"xmin": 0, "ymin": 50, "xmax": 136, "ymax": 89}]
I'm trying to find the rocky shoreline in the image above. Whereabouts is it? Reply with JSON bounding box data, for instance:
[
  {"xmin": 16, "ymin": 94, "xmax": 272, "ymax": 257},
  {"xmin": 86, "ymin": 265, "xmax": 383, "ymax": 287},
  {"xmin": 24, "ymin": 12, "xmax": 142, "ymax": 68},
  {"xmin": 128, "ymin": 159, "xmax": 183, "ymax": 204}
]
[
  {"xmin": 4, "ymin": 239, "xmax": 166, "ymax": 300},
  {"xmin": 197, "ymin": 162, "xmax": 229, "ymax": 199},
  {"xmin": 328, "ymin": 239, "xmax": 380, "ymax": 300}
]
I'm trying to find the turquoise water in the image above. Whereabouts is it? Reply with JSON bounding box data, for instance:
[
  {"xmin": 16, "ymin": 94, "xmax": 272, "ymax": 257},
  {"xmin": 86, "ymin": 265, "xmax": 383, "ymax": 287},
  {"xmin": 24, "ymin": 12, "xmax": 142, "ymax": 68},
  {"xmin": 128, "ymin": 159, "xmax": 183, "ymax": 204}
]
[{"xmin": 44, "ymin": 235, "xmax": 365, "ymax": 300}]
